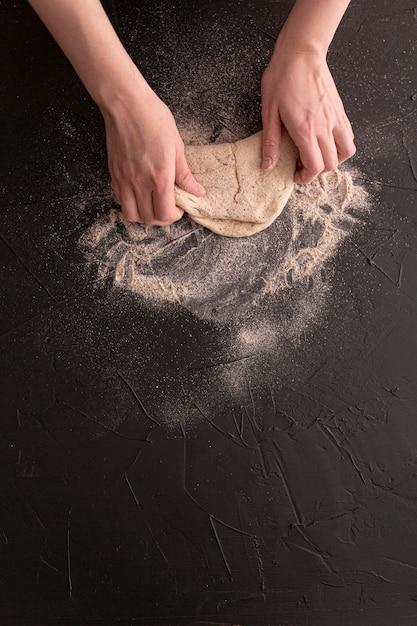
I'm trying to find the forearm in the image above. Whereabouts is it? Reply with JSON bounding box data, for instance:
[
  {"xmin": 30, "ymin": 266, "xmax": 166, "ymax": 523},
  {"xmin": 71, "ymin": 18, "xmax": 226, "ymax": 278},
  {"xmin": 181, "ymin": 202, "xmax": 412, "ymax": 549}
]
[
  {"xmin": 277, "ymin": 0, "xmax": 351, "ymax": 56},
  {"xmin": 27, "ymin": 0, "xmax": 151, "ymax": 112}
]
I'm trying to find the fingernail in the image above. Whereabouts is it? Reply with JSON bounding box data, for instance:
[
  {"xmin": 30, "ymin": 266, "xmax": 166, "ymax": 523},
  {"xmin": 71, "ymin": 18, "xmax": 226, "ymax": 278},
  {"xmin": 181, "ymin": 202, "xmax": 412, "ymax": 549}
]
[{"xmin": 262, "ymin": 157, "xmax": 274, "ymax": 171}]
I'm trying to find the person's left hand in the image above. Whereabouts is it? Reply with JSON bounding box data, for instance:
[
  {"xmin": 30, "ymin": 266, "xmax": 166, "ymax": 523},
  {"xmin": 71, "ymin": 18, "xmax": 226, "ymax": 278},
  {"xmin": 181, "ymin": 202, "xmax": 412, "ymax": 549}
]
[{"xmin": 261, "ymin": 49, "xmax": 356, "ymax": 183}]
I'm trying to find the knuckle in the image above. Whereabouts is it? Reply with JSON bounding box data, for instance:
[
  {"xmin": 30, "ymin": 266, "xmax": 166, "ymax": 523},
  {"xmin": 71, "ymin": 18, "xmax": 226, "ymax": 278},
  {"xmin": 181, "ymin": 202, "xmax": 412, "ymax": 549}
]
[
  {"xmin": 149, "ymin": 168, "xmax": 170, "ymax": 190},
  {"xmin": 296, "ymin": 120, "xmax": 315, "ymax": 142}
]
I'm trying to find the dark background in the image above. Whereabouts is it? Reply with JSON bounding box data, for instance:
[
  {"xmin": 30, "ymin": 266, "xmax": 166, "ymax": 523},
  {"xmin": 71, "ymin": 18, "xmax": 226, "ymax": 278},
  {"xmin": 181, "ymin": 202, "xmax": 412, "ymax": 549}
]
[{"xmin": 1, "ymin": 1, "xmax": 416, "ymax": 625}]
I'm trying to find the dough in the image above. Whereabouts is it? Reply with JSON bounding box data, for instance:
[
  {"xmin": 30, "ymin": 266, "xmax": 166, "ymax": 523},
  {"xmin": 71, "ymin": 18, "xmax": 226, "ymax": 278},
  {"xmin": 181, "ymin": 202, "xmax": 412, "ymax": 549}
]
[{"xmin": 174, "ymin": 131, "xmax": 298, "ymax": 237}]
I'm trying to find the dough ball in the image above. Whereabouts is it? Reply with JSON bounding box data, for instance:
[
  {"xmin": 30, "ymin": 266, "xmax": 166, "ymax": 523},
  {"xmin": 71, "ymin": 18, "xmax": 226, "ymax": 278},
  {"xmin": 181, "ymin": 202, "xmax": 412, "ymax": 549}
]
[{"xmin": 174, "ymin": 130, "xmax": 298, "ymax": 237}]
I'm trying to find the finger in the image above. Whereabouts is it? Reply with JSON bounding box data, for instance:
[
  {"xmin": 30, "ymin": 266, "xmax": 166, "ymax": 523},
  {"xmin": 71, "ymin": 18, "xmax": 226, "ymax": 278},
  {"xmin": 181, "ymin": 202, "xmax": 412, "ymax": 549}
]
[
  {"xmin": 294, "ymin": 138, "xmax": 324, "ymax": 184},
  {"xmin": 261, "ymin": 109, "xmax": 281, "ymax": 170},
  {"xmin": 134, "ymin": 190, "xmax": 158, "ymax": 224},
  {"xmin": 176, "ymin": 152, "xmax": 205, "ymax": 196},
  {"xmin": 333, "ymin": 124, "xmax": 356, "ymax": 164},
  {"xmin": 151, "ymin": 186, "xmax": 183, "ymax": 225},
  {"xmin": 120, "ymin": 187, "xmax": 142, "ymax": 222},
  {"xmin": 317, "ymin": 136, "xmax": 339, "ymax": 173}
]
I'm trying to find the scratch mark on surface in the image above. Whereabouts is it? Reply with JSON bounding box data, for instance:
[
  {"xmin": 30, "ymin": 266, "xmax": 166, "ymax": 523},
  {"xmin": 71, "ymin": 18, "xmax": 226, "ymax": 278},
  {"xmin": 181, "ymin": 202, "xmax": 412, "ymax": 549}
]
[
  {"xmin": 372, "ymin": 260, "xmax": 401, "ymax": 287},
  {"xmin": 122, "ymin": 439, "xmax": 151, "ymax": 477},
  {"xmin": 192, "ymin": 353, "xmax": 257, "ymax": 373},
  {"xmin": 318, "ymin": 423, "xmax": 366, "ymax": 484},
  {"xmin": 183, "ymin": 483, "xmax": 210, "ymax": 514},
  {"xmin": 209, "ymin": 515, "xmax": 232, "ymax": 578},
  {"xmin": 231, "ymin": 408, "xmax": 241, "ymax": 438},
  {"xmin": 372, "ymin": 471, "xmax": 417, "ymax": 502},
  {"xmin": 230, "ymin": 407, "xmax": 251, "ymax": 448},
  {"xmin": 0, "ymin": 313, "xmax": 41, "ymax": 340},
  {"xmin": 257, "ymin": 27, "xmax": 276, "ymax": 40},
  {"xmin": 180, "ymin": 419, "xmax": 189, "ymax": 499},
  {"xmin": 364, "ymin": 77, "xmax": 384, "ymax": 97},
  {"xmin": 162, "ymin": 227, "xmax": 202, "ymax": 248},
  {"xmin": 253, "ymin": 536, "xmax": 266, "ymax": 598},
  {"xmin": 40, "ymin": 555, "xmax": 59, "ymax": 572},
  {"xmin": 248, "ymin": 384, "xmax": 263, "ymax": 432},
  {"xmin": 370, "ymin": 570, "xmax": 417, "ymax": 586},
  {"xmin": 116, "ymin": 370, "xmax": 159, "ymax": 426},
  {"xmin": 292, "ymin": 526, "xmax": 337, "ymax": 576},
  {"xmin": 398, "ymin": 256, "xmax": 405, "ymax": 288},
  {"xmin": 218, "ymin": 118, "xmax": 239, "ymax": 137},
  {"xmin": 283, "ymin": 385, "xmax": 335, "ymax": 417},
  {"xmin": 348, "ymin": 240, "xmax": 401, "ymax": 287},
  {"xmin": 304, "ymin": 360, "xmax": 329, "ymax": 383},
  {"xmin": 384, "ymin": 557, "xmax": 417, "ymax": 570},
  {"xmin": 194, "ymin": 403, "xmax": 256, "ymax": 450},
  {"xmin": 352, "ymin": 175, "xmax": 417, "ymax": 192},
  {"xmin": 269, "ymin": 387, "xmax": 277, "ymax": 417},
  {"xmin": 273, "ymin": 443, "xmax": 303, "ymax": 525},
  {"xmin": 341, "ymin": 445, "xmax": 367, "ymax": 485},
  {"xmin": 239, "ymin": 407, "xmax": 245, "ymax": 438},
  {"xmin": 403, "ymin": 133, "xmax": 417, "ymax": 183},
  {"xmin": 210, "ymin": 515, "xmax": 254, "ymax": 538},
  {"xmin": 179, "ymin": 419, "xmax": 187, "ymax": 439},
  {"xmin": 375, "ymin": 107, "xmax": 417, "ymax": 129},
  {"xmin": 0, "ymin": 233, "xmax": 58, "ymax": 302},
  {"xmin": 124, "ymin": 473, "xmax": 169, "ymax": 564},
  {"xmin": 16, "ymin": 494, "xmax": 47, "ymax": 531},
  {"xmin": 286, "ymin": 537, "xmax": 334, "ymax": 576},
  {"xmin": 67, "ymin": 508, "xmax": 73, "ymax": 600},
  {"xmin": 62, "ymin": 402, "xmax": 146, "ymax": 440},
  {"xmin": 0, "ymin": 190, "xmax": 112, "ymax": 211}
]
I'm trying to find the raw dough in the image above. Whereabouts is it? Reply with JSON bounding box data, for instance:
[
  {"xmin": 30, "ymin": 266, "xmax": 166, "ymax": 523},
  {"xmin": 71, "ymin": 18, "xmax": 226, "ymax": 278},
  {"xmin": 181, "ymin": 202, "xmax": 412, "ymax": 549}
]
[{"xmin": 174, "ymin": 130, "xmax": 298, "ymax": 237}]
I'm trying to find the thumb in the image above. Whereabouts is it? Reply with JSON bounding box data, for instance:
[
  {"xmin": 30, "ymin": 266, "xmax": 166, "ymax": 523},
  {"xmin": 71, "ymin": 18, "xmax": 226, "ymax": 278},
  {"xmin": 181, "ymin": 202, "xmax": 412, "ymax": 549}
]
[
  {"xmin": 175, "ymin": 152, "xmax": 206, "ymax": 197},
  {"xmin": 261, "ymin": 117, "xmax": 282, "ymax": 171}
]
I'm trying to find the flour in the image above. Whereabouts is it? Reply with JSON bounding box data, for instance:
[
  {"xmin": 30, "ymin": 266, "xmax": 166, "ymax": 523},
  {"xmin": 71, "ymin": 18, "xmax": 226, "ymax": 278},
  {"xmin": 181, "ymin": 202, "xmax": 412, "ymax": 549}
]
[{"xmin": 80, "ymin": 156, "xmax": 370, "ymax": 325}]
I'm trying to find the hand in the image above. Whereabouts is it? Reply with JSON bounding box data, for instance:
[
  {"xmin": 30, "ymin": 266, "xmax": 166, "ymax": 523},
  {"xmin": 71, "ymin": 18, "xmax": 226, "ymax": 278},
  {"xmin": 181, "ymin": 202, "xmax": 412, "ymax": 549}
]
[
  {"xmin": 102, "ymin": 87, "xmax": 205, "ymax": 224},
  {"xmin": 261, "ymin": 50, "xmax": 356, "ymax": 183}
]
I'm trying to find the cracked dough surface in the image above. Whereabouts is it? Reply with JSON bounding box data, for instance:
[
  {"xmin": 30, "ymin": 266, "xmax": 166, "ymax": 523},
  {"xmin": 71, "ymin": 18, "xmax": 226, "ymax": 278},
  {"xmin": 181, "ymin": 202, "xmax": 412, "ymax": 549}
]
[{"xmin": 174, "ymin": 131, "xmax": 298, "ymax": 237}]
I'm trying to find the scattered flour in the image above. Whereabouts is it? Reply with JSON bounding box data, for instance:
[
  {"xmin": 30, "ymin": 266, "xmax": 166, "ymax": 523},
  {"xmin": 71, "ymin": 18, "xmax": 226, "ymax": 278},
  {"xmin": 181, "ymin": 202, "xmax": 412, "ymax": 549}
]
[{"xmin": 80, "ymin": 158, "xmax": 370, "ymax": 325}]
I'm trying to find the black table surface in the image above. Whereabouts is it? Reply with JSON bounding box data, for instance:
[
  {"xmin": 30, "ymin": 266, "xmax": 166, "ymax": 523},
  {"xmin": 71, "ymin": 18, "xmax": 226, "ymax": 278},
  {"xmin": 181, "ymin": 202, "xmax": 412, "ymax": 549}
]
[{"xmin": 1, "ymin": 1, "xmax": 416, "ymax": 625}]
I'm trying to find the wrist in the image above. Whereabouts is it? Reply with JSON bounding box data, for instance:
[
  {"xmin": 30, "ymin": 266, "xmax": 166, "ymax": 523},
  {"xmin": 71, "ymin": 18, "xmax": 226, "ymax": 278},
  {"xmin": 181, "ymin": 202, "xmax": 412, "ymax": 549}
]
[
  {"xmin": 275, "ymin": 21, "xmax": 329, "ymax": 58},
  {"xmin": 275, "ymin": 0, "xmax": 351, "ymax": 58},
  {"xmin": 95, "ymin": 63, "xmax": 153, "ymax": 117}
]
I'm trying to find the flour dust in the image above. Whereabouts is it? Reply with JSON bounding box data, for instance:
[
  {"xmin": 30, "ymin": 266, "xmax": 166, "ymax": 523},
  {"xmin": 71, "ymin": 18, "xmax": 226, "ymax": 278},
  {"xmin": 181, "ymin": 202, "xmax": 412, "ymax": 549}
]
[{"xmin": 80, "ymin": 162, "xmax": 370, "ymax": 326}]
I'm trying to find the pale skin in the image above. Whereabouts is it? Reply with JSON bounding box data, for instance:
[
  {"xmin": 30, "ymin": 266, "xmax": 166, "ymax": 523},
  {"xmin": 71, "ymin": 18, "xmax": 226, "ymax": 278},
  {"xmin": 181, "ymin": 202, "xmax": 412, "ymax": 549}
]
[{"xmin": 27, "ymin": 0, "xmax": 355, "ymax": 225}]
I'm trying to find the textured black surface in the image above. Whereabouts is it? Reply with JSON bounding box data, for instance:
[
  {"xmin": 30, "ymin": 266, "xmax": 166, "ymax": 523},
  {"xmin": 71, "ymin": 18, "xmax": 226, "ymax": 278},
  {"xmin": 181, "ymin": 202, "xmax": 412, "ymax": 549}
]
[{"xmin": 1, "ymin": 1, "xmax": 417, "ymax": 625}]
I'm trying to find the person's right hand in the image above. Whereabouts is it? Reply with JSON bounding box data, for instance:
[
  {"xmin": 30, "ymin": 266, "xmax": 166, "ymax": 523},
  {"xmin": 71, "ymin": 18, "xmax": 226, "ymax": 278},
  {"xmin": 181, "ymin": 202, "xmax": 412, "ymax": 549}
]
[
  {"xmin": 261, "ymin": 50, "xmax": 356, "ymax": 184},
  {"xmin": 101, "ymin": 87, "xmax": 205, "ymax": 225}
]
